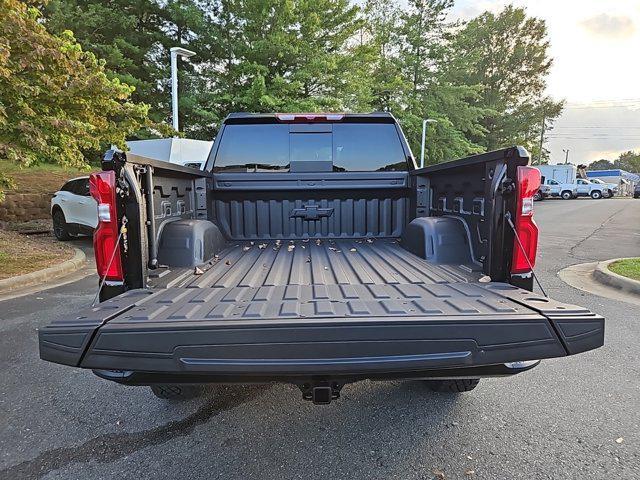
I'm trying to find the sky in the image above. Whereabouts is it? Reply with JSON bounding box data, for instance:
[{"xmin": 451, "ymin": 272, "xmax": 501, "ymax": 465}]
[{"xmin": 451, "ymin": 0, "xmax": 640, "ymax": 165}]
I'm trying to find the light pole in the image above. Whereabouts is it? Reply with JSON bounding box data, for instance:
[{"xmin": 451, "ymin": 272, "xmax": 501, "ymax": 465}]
[
  {"xmin": 563, "ymin": 148, "xmax": 570, "ymax": 164},
  {"xmin": 420, "ymin": 118, "xmax": 438, "ymax": 168},
  {"xmin": 170, "ymin": 47, "xmax": 196, "ymax": 133}
]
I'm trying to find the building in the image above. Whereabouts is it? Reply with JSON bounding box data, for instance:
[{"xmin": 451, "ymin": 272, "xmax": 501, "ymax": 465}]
[{"xmin": 586, "ymin": 169, "xmax": 640, "ymax": 197}]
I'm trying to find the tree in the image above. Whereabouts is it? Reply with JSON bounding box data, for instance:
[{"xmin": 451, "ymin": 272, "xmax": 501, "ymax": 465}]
[
  {"xmin": 44, "ymin": 0, "xmax": 213, "ymax": 138},
  {"xmin": 448, "ymin": 6, "xmax": 563, "ymax": 160},
  {"xmin": 203, "ymin": 0, "xmax": 368, "ymax": 117},
  {"xmin": 368, "ymin": 0, "xmax": 486, "ymax": 163},
  {"xmin": 614, "ymin": 151, "xmax": 640, "ymax": 173},
  {"xmin": 588, "ymin": 159, "xmax": 614, "ymax": 171},
  {"xmin": 0, "ymin": 0, "xmax": 150, "ymax": 172}
]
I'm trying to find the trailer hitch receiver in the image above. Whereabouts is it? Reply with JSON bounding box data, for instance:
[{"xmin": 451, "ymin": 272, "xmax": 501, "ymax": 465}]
[{"xmin": 299, "ymin": 381, "xmax": 343, "ymax": 405}]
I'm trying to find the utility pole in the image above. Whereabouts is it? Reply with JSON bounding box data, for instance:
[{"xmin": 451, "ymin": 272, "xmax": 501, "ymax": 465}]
[
  {"xmin": 563, "ymin": 148, "xmax": 570, "ymax": 164},
  {"xmin": 537, "ymin": 114, "xmax": 546, "ymax": 165},
  {"xmin": 170, "ymin": 47, "xmax": 196, "ymax": 133}
]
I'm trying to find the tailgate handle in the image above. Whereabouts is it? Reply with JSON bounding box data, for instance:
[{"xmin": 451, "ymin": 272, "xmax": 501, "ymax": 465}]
[{"xmin": 290, "ymin": 205, "xmax": 334, "ymax": 221}]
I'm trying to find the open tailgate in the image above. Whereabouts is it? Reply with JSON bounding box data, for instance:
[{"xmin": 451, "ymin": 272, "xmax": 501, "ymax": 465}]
[{"xmin": 39, "ymin": 282, "xmax": 604, "ymax": 377}]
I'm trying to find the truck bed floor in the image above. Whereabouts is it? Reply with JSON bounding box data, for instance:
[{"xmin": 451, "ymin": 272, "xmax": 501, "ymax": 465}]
[{"xmin": 185, "ymin": 238, "xmax": 480, "ymax": 289}]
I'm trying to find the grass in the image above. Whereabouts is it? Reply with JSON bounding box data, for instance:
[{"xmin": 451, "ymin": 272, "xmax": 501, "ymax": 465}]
[
  {"xmin": 0, "ymin": 159, "xmax": 97, "ymax": 195},
  {"xmin": 0, "ymin": 228, "xmax": 75, "ymax": 280},
  {"xmin": 608, "ymin": 258, "xmax": 640, "ymax": 281}
]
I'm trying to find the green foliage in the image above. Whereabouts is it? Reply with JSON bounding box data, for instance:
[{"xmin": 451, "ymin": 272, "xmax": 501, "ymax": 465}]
[
  {"xmin": 589, "ymin": 159, "xmax": 615, "ymax": 170},
  {"xmin": 1, "ymin": 0, "xmax": 562, "ymax": 185},
  {"xmin": 609, "ymin": 258, "xmax": 640, "ymax": 281},
  {"xmin": 448, "ymin": 5, "xmax": 563, "ymax": 161},
  {"xmin": 590, "ymin": 152, "xmax": 640, "ymax": 173},
  {"xmin": 0, "ymin": 0, "xmax": 150, "ymax": 170},
  {"xmin": 364, "ymin": 0, "xmax": 486, "ymax": 163},
  {"xmin": 614, "ymin": 150, "xmax": 640, "ymax": 173},
  {"xmin": 0, "ymin": 171, "xmax": 16, "ymax": 202},
  {"xmin": 205, "ymin": 0, "xmax": 366, "ymax": 114}
]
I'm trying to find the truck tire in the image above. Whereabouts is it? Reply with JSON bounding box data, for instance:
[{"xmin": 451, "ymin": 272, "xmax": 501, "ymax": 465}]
[
  {"xmin": 561, "ymin": 190, "xmax": 573, "ymax": 200},
  {"xmin": 590, "ymin": 190, "xmax": 602, "ymax": 199},
  {"xmin": 150, "ymin": 384, "xmax": 203, "ymax": 401},
  {"xmin": 52, "ymin": 210, "xmax": 72, "ymax": 241},
  {"xmin": 425, "ymin": 379, "xmax": 480, "ymax": 393}
]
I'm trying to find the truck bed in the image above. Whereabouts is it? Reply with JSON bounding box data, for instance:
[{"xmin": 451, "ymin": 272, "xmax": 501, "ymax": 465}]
[{"xmin": 39, "ymin": 237, "xmax": 603, "ymax": 379}]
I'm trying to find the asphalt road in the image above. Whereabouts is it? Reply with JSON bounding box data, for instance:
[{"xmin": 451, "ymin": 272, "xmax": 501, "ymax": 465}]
[{"xmin": 1, "ymin": 198, "xmax": 639, "ymax": 480}]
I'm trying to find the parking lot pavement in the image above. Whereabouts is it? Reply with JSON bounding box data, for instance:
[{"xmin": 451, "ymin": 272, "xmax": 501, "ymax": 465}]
[{"xmin": 1, "ymin": 199, "xmax": 639, "ymax": 480}]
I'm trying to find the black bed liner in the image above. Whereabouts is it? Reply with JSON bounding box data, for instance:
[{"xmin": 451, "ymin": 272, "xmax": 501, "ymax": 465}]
[
  {"xmin": 39, "ymin": 238, "xmax": 604, "ymax": 377},
  {"xmin": 185, "ymin": 238, "xmax": 478, "ymax": 287}
]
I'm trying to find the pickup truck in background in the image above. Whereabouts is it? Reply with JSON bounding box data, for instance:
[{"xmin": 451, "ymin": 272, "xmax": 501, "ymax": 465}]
[
  {"xmin": 575, "ymin": 178, "xmax": 611, "ymax": 199},
  {"xmin": 38, "ymin": 113, "xmax": 604, "ymax": 405},
  {"xmin": 587, "ymin": 178, "xmax": 617, "ymax": 198},
  {"xmin": 540, "ymin": 177, "xmax": 578, "ymax": 200}
]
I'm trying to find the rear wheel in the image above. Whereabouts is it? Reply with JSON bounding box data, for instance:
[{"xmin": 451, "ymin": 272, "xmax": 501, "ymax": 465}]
[
  {"xmin": 52, "ymin": 210, "xmax": 72, "ymax": 241},
  {"xmin": 533, "ymin": 191, "xmax": 542, "ymax": 201},
  {"xmin": 150, "ymin": 384, "xmax": 203, "ymax": 401},
  {"xmin": 425, "ymin": 379, "xmax": 480, "ymax": 393},
  {"xmin": 590, "ymin": 190, "xmax": 602, "ymax": 199},
  {"xmin": 561, "ymin": 190, "xmax": 573, "ymax": 200}
]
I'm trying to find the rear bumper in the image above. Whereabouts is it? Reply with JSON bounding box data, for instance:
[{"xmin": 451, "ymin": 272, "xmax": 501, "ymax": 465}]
[{"xmin": 39, "ymin": 287, "xmax": 604, "ymax": 383}]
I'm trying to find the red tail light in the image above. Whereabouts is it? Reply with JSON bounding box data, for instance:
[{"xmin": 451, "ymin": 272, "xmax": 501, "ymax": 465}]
[
  {"xmin": 511, "ymin": 166, "xmax": 540, "ymax": 274},
  {"xmin": 89, "ymin": 171, "xmax": 123, "ymax": 281}
]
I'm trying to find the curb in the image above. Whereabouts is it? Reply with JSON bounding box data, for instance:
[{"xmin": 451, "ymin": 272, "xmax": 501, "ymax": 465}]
[
  {"xmin": 592, "ymin": 258, "xmax": 640, "ymax": 296},
  {"xmin": 0, "ymin": 248, "xmax": 86, "ymax": 294}
]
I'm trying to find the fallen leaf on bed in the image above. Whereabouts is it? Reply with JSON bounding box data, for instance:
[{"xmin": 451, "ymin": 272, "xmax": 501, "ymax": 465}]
[
  {"xmin": 350, "ymin": 248, "xmax": 357, "ymax": 252},
  {"xmin": 242, "ymin": 246, "xmax": 251, "ymax": 251},
  {"xmin": 287, "ymin": 245, "xmax": 295, "ymax": 252},
  {"xmin": 194, "ymin": 266, "xmax": 204, "ymax": 275},
  {"xmin": 225, "ymin": 260, "xmax": 231, "ymax": 266},
  {"xmin": 258, "ymin": 243, "xmax": 267, "ymax": 249},
  {"xmin": 464, "ymin": 469, "xmax": 474, "ymax": 476},
  {"xmin": 616, "ymin": 437, "xmax": 624, "ymax": 444},
  {"xmin": 433, "ymin": 468, "xmax": 445, "ymax": 479}
]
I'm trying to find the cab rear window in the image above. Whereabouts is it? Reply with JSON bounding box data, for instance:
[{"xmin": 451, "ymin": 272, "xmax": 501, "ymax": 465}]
[{"xmin": 213, "ymin": 123, "xmax": 408, "ymax": 172}]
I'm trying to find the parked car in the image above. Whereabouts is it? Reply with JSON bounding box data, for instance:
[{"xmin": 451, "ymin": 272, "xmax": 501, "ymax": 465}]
[
  {"xmin": 588, "ymin": 178, "xmax": 617, "ymax": 198},
  {"xmin": 634, "ymin": 183, "xmax": 640, "ymax": 198},
  {"xmin": 39, "ymin": 113, "xmax": 604, "ymax": 405},
  {"xmin": 542, "ymin": 177, "xmax": 578, "ymax": 199},
  {"xmin": 576, "ymin": 178, "xmax": 608, "ymax": 199},
  {"xmin": 533, "ymin": 184, "xmax": 551, "ymax": 201},
  {"xmin": 51, "ymin": 176, "xmax": 97, "ymax": 241}
]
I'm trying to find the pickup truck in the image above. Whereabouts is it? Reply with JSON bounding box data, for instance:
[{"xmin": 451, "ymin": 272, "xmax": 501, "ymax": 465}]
[
  {"xmin": 540, "ymin": 177, "xmax": 578, "ymax": 200},
  {"xmin": 575, "ymin": 178, "xmax": 611, "ymax": 199},
  {"xmin": 38, "ymin": 113, "xmax": 604, "ymax": 405}
]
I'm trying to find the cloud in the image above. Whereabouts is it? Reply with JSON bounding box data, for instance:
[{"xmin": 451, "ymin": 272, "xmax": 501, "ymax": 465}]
[{"xmin": 580, "ymin": 13, "xmax": 636, "ymax": 39}]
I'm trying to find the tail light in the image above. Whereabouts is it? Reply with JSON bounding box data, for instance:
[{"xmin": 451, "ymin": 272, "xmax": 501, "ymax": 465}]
[
  {"xmin": 511, "ymin": 166, "xmax": 540, "ymax": 274},
  {"xmin": 89, "ymin": 171, "xmax": 124, "ymax": 281}
]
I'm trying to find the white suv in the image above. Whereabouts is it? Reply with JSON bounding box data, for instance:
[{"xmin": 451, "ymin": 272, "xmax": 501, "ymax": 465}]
[{"xmin": 51, "ymin": 177, "xmax": 97, "ymax": 240}]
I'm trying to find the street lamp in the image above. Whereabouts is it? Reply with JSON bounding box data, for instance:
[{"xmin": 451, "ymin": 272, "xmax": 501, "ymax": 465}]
[
  {"xmin": 563, "ymin": 148, "xmax": 570, "ymax": 164},
  {"xmin": 421, "ymin": 119, "xmax": 438, "ymax": 168},
  {"xmin": 170, "ymin": 47, "xmax": 196, "ymax": 133}
]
